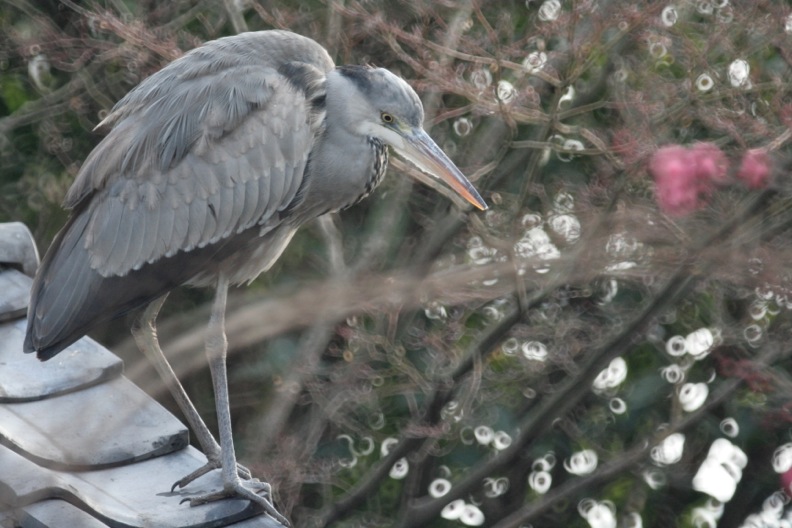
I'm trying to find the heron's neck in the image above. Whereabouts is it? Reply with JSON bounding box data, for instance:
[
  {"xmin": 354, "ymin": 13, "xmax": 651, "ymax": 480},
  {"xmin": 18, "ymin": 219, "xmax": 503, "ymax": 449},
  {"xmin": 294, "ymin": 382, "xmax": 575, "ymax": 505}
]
[{"xmin": 294, "ymin": 72, "xmax": 385, "ymax": 219}]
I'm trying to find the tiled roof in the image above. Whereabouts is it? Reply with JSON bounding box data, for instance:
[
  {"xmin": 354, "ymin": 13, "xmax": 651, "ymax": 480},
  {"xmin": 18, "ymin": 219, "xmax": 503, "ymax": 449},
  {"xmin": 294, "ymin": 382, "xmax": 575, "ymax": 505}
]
[{"xmin": 0, "ymin": 222, "xmax": 283, "ymax": 528}]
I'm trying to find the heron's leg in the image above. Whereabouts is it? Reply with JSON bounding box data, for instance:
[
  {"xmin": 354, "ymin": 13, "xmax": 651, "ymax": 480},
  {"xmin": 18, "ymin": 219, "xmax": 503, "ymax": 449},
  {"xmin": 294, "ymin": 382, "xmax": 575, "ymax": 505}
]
[
  {"xmin": 187, "ymin": 273, "xmax": 289, "ymax": 526},
  {"xmin": 131, "ymin": 295, "xmax": 253, "ymax": 486}
]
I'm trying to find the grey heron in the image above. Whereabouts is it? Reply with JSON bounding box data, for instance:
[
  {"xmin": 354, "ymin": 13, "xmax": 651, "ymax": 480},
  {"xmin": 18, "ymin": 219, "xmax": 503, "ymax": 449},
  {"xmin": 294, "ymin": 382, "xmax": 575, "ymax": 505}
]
[{"xmin": 24, "ymin": 30, "xmax": 487, "ymax": 524}]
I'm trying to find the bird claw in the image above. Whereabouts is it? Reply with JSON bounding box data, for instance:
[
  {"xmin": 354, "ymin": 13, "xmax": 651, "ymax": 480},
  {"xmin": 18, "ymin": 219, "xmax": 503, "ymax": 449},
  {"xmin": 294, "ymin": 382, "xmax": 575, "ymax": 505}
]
[
  {"xmin": 172, "ymin": 461, "xmax": 252, "ymax": 491},
  {"xmin": 186, "ymin": 478, "xmax": 289, "ymax": 526},
  {"xmin": 173, "ymin": 460, "xmax": 286, "ymax": 524}
]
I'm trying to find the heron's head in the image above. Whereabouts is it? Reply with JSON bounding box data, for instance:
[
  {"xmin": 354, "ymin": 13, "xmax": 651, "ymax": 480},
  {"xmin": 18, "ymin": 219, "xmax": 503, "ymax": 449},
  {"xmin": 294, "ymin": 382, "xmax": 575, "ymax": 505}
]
[{"xmin": 330, "ymin": 66, "xmax": 488, "ymax": 211}]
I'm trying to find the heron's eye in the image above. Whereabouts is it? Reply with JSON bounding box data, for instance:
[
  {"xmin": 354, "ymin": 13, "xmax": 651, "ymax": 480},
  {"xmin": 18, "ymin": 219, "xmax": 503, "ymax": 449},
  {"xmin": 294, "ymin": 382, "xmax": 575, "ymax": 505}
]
[{"xmin": 381, "ymin": 112, "xmax": 394, "ymax": 124}]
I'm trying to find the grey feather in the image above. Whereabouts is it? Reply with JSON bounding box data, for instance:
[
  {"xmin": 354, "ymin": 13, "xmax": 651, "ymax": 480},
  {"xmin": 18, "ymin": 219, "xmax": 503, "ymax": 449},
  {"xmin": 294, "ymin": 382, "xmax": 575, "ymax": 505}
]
[
  {"xmin": 105, "ymin": 204, "xmax": 132, "ymax": 272},
  {"xmin": 155, "ymin": 198, "xmax": 175, "ymax": 260},
  {"xmin": 51, "ymin": 31, "xmax": 331, "ymax": 278},
  {"xmin": 184, "ymin": 198, "xmax": 206, "ymax": 251}
]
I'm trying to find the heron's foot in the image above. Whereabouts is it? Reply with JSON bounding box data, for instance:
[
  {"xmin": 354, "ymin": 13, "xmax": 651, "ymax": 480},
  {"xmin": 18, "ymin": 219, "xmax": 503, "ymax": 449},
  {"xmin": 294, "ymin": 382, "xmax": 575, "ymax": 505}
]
[
  {"xmin": 183, "ymin": 478, "xmax": 289, "ymax": 526},
  {"xmin": 171, "ymin": 460, "xmax": 253, "ymax": 491}
]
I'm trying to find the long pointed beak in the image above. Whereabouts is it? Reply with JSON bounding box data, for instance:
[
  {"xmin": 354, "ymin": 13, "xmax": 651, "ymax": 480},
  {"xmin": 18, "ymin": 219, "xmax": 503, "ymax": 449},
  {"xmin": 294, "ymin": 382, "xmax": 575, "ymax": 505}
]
[{"xmin": 396, "ymin": 128, "xmax": 488, "ymax": 211}]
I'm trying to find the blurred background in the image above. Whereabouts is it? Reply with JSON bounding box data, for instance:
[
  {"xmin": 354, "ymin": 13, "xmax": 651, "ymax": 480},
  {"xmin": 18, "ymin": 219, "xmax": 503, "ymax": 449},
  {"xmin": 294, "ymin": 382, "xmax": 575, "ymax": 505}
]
[{"xmin": 3, "ymin": 1, "xmax": 792, "ymax": 526}]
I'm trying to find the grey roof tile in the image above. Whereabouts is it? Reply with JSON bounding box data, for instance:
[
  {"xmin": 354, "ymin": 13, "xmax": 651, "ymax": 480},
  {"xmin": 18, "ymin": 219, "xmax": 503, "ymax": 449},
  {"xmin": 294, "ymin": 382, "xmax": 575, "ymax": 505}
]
[
  {"xmin": 16, "ymin": 500, "xmax": 111, "ymax": 528},
  {"xmin": 0, "ymin": 317, "xmax": 122, "ymax": 403},
  {"xmin": 0, "ymin": 268, "xmax": 34, "ymax": 324},
  {"xmin": 0, "ymin": 444, "xmax": 280, "ymax": 527},
  {"xmin": 0, "ymin": 374, "xmax": 188, "ymax": 469},
  {"xmin": 0, "ymin": 223, "xmax": 39, "ymax": 278}
]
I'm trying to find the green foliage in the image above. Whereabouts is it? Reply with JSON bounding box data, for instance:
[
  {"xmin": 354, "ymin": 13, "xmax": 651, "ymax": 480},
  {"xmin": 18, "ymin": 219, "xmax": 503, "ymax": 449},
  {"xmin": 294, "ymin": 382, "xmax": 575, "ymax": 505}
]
[{"xmin": 1, "ymin": 74, "xmax": 29, "ymax": 112}]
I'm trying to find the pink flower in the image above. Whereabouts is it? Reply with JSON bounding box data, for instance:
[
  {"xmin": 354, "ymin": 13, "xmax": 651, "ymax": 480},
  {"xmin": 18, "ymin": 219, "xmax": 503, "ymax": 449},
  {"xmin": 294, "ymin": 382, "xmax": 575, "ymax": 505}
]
[
  {"xmin": 690, "ymin": 142, "xmax": 728, "ymax": 184},
  {"xmin": 782, "ymin": 467, "xmax": 792, "ymax": 497},
  {"xmin": 737, "ymin": 149, "xmax": 771, "ymax": 189},
  {"xmin": 649, "ymin": 145, "xmax": 708, "ymax": 216}
]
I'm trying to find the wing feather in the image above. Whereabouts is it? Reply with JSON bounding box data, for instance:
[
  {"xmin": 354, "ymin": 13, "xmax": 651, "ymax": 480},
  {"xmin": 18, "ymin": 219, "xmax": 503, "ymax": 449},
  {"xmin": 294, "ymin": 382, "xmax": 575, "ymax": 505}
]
[
  {"xmin": 26, "ymin": 30, "xmax": 335, "ymax": 358},
  {"xmin": 168, "ymin": 183, "xmax": 191, "ymax": 256},
  {"xmin": 108, "ymin": 204, "xmax": 133, "ymax": 272},
  {"xmin": 79, "ymin": 66, "xmax": 325, "ymax": 276},
  {"xmin": 155, "ymin": 197, "xmax": 175, "ymax": 260},
  {"xmin": 139, "ymin": 189, "xmax": 162, "ymax": 269},
  {"xmin": 128, "ymin": 207, "xmax": 150, "ymax": 271},
  {"xmin": 238, "ymin": 177, "xmax": 260, "ymax": 231},
  {"xmin": 212, "ymin": 162, "xmax": 236, "ymax": 243},
  {"xmin": 183, "ymin": 197, "xmax": 205, "ymax": 251},
  {"xmin": 60, "ymin": 31, "xmax": 335, "ymax": 277}
]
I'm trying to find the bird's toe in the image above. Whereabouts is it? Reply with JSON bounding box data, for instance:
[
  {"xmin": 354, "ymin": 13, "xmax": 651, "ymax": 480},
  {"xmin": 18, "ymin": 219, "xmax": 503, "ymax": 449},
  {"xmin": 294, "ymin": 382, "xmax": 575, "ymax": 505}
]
[
  {"xmin": 186, "ymin": 478, "xmax": 288, "ymax": 526},
  {"xmin": 172, "ymin": 460, "xmax": 253, "ymax": 491}
]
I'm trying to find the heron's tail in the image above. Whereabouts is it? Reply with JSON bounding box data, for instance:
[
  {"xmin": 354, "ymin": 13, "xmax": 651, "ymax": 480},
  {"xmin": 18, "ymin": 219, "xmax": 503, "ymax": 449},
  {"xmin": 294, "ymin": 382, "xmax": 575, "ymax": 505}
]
[
  {"xmin": 24, "ymin": 210, "xmax": 180, "ymax": 361},
  {"xmin": 24, "ymin": 210, "xmax": 126, "ymax": 360}
]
